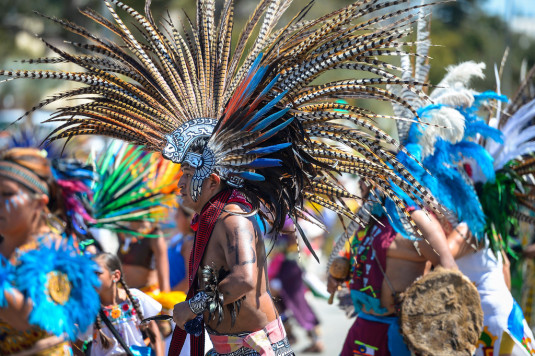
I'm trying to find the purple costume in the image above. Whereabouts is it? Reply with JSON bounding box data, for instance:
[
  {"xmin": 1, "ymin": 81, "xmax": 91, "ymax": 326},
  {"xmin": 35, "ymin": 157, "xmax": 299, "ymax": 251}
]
[
  {"xmin": 269, "ymin": 252, "xmax": 320, "ymax": 332},
  {"xmin": 340, "ymin": 216, "xmax": 410, "ymax": 356}
]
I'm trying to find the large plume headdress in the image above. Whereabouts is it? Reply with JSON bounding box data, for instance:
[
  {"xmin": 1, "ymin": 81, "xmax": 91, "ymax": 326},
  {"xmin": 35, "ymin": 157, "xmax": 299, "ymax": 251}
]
[{"xmin": 1, "ymin": 0, "xmax": 444, "ymax": 246}]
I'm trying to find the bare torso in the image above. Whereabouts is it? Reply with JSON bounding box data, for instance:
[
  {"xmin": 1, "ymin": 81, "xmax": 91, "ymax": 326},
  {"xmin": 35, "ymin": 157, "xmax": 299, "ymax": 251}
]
[
  {"xmin": 197, "ymin": 206, "xmax": 278, "ymax": 334},
  {"xmin": 122, "ymin": 264, "xmax": 158, "ymax": 289},
  {"xmin": 378, "ymin": 234, "xmax": 428, "ymax": 315}
]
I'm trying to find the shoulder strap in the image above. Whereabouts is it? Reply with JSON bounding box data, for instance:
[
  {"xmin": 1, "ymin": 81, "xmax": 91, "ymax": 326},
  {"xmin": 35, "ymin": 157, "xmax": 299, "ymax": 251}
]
[
  {"xmin": 169, "ymin": 189, "xmax": 233, "ymax": 356},
  {"xmin": 188, "ymin": 189, "xmax": 233, "ymax": 291},
  {"xmin": 99, "ymin": 309, "xmax": 135, "ymax": 356}
]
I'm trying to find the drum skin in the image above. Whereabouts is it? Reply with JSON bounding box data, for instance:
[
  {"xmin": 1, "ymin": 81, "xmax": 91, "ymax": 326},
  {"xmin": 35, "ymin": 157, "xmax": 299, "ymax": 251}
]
[{"xmin": 399, "ymin": 267, "xmax": 483, "ymax": 356}]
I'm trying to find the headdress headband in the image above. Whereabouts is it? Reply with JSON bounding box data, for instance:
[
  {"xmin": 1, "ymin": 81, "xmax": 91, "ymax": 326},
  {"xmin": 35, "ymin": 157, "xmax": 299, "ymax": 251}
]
[{"xmin": 0, "ymin": 161, "xmax": 49, "ymax": 196}]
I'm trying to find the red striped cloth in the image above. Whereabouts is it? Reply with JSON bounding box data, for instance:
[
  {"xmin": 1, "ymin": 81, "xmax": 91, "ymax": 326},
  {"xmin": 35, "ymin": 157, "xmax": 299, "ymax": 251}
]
[{"xmin": 168, "ymin": 189, "xmax": 234, "ymax": 356}]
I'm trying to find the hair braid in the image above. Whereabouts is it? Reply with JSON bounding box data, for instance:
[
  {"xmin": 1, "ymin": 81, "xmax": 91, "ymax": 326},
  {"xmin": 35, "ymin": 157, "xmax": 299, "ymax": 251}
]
[
  {"xmin": 95, "ymin": 313, "xmax": 113, "ymax": 349},
  {"xmin": 119, "ymin": 275, "xmax": 156, "ymax": 344}
]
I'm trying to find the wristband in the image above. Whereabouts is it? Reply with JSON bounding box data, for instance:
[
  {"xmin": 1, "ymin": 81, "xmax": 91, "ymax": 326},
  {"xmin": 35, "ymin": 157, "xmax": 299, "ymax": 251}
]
[{"xmin": 188, "ymin": 291, "xmax": 210, "ymax": 315}]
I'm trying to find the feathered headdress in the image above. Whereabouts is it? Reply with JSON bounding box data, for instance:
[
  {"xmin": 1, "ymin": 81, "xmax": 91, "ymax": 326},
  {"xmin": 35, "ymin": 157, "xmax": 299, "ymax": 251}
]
[
  {"xmin": 392, "ymin": 61, "xmax": 505, "ymax": 241},
  {"xmin": 0, "ymin": 0, "xmax": 444, "ymax": 247},
  {"xmin": 1, "ymin": 124, "xmax": 66, "ymax": 159},
  {"xmin": 87, "ymin": 141, "xmax": 180, "ymax": 236}
]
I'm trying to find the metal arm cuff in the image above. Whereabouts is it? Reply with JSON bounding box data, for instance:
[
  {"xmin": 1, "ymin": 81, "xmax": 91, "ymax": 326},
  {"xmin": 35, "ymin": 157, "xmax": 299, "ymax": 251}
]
[{"xmin": 188, "ymin": 291, "xmax": 210, "ymax": 315}]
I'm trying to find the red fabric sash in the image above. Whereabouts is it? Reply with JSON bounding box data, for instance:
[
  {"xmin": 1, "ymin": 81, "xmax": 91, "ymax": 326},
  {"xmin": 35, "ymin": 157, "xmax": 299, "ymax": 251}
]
[{"xmin": 169, "ymin": 189, "xmax": 233, "ymax": 356}]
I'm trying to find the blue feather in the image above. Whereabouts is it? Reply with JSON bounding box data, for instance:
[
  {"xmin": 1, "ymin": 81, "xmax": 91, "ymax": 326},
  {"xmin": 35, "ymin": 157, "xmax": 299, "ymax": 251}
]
[
  {"xmin": 246, "ymin": 53, "xmax": 263, "ymax": 78},
  {"xmin": 251, "ymin": 108, "xmax": 290, "ymax": 133},
  {"xmin": 15, "ymin": 238, "xmax": 101, "ymax": 340},
  {"xmin": 243, "ymin": 65, "xmax": 268, "ymax": 99},
  {"xmin": 452, "ymin": 141, "xmax": 496, "ymax": 181},
  {"xmin": 243, "ymin": 91, "xmax": 288, "ymax": 130},
  {"xmin": 238, "ymin": 171, "xmax": 266, "ymax": 181},
  {"xmin": 254, "ymin": 118, "xmax": 294, "ymax": 144},
  {"xmin": 257, "ymin": 74, "xmax": 280, "ymax": 100},
  {"xmin": 0, "ymin": 257, "xmax": 14, "ymax": 308},
  {"xmin": 247, "ymin": 142, "xmax": 292, "ymax": 155},
  {"xmin": 245, "ymin": 158, "xmax": 282, "ymax": 168}
]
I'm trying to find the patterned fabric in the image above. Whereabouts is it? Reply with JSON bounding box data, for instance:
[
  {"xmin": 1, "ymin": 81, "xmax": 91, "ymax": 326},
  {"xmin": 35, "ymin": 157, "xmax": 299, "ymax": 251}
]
[
  {"xmin": 0, "ymin": 160, "xmax": 49, "ymax": 195},
  {"xmin": 456, "ymin": 248, "xmax": 535, "ymax": 356},
  {"xmin": 0, "ymin": 322, "xmax": 50, "ymax": 355},
  {"xmin": 340, "ymin": 313, "xmax": 410, "ymax": 356},
  {"xmin": 169, "ymin": 189, "xmax": 234, "ymax": 356},
  {"xmin": 82, "ymin": 288, "xmax": 161, "ymax": 356},
  {"xmin": 101, "ymin": 297, "xmax": 139, "ymax": 323},
  {"xmin": 349, "ymin": 216, "xmax": 397, "ymax": 315},
  {"xmin": 207, "ymin": 317, "xmax": 293, "ymax": 356}
]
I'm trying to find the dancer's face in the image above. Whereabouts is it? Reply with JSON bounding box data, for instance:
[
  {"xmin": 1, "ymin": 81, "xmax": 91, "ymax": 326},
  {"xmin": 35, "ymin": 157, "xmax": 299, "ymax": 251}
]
[
  {"xmin": 177, "ymin": 164, "xmax": 223, "ymax": 213},
  {"xmin": 0, "ymin": 178, "xmax": 47, "ymax": 239}
]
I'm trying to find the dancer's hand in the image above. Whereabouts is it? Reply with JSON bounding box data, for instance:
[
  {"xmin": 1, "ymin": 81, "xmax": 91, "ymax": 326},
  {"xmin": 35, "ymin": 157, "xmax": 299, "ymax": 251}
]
[
  {"xmin": 172, "ymin": 301, "xmax": 196, "ymax": 329},
  {"xmin": 327, "ymin": 275, "xmax": 341, "ymax": 294}
]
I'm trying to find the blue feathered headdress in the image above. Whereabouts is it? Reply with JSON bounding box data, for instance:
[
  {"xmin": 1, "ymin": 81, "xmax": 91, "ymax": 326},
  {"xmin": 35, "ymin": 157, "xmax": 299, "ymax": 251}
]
[
  {"xmin": 14, "ymin": 239, "xmax": 101, "ymax": 340},
  {"xmin": 386, "ymin": 88, "xmax": 506, "ymax": 240}
]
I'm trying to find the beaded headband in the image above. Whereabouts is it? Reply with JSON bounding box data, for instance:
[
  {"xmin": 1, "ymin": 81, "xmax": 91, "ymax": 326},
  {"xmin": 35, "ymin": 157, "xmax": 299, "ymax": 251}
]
[{"xmin": 0, "ymin": 161, "xmax": 49, "ymax": 196}]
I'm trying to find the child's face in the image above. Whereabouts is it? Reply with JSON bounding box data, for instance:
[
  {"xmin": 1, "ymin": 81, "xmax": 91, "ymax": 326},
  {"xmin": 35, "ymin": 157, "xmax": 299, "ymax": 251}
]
[{"xmin": 95, "ymin": 257, "xmax": 119, "ymax": 293}]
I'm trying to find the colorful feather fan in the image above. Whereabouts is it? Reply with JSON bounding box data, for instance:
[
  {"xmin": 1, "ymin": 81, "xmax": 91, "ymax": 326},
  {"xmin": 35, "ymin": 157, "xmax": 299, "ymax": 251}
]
[
  {"xmin": 402, "ymin": 96, "xmax": 505, "ymax": 240},
  {"xmin": 0, "ymin": 0, "xmax": 446, "ymax": 253},
  {"xmin": 88, "ymin": 141, "xmax": 179, "ymax": 236},
  {"xmin": 14, "ymin": 238, "xmax": 101, "ymax": 340},
  {"xmin": 51, "ymin": 158, "xmax": 98, "ymax": 236}
]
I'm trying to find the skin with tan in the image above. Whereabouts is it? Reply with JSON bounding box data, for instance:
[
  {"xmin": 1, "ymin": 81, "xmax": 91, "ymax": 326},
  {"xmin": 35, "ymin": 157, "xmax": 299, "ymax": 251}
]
[
  {"xmin": 328, "ymin": 184, "xmax": 457, "ymax": 316},
  {"xmin": 121, "ymin": 220, "xmax": 171, "ymax": 292},
  {"xmin": 0, "ymin": 178, "xmax": 49, "ymax": 330},
  {"xmin": 94, "ymin": 255, "xmax": 164, "ymax": 356},
  {"xmin": 172, "ymin": 165, "xmax": 278, "ymax": 333}
]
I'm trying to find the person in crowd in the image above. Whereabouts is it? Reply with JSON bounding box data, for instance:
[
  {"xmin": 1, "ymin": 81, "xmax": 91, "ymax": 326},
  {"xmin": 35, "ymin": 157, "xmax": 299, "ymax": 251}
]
[
  {"xmin": 268, "ymin": 219, "xmax": 323, "ymax": 353},
  {"xmin": 0, "ymin": 147, "xmax": 99, "ymax": 355},
  {"xmin": 81, "ymin": 252, "xmax": 164, "ymax": 356},
  {"xmin": 119, "ymin": 220, "xmax": 171, "ymax": 294},
  {"xmin": 168, "ymin": 206, "xmax": 195, "ymax": 292}
]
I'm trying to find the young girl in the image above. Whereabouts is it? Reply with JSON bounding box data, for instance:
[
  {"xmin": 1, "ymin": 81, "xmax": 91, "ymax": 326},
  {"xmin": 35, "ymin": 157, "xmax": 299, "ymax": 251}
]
[{"xmin": 84, "ymin": 253, "xmax": 164, "ymax": 356}]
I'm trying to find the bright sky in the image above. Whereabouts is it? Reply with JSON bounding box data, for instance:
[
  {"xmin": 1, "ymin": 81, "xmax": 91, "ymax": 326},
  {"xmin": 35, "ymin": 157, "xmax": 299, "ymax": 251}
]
[{"xmin": 483, "ymin": 0, "xmax": 535, "ymax": 18}]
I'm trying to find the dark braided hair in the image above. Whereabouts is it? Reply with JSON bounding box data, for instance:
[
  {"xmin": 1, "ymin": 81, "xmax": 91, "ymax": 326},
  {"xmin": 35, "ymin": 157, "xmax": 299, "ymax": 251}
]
[{"xmin": 94, "ymin": 253, "xmax": 156, "ymax": 349}]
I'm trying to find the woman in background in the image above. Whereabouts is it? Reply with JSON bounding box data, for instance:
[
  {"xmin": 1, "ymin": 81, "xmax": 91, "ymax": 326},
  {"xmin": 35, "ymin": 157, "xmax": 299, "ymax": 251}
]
[{"xmin": 0, "ymin": 148, "xmax": 99, "ymax": 355}]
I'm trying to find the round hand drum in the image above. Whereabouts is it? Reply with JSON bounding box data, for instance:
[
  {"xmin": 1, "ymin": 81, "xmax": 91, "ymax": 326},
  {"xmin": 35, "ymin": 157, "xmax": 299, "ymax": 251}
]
[{"xmin": 399, "ymin": 267, "xmax": 483, "ymax": 356}]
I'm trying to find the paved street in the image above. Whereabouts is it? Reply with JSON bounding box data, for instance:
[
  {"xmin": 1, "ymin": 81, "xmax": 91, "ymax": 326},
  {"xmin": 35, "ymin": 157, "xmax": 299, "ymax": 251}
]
[{"xmin": 290, "ymin": 293, "xmax": 354, "ymax": 356}]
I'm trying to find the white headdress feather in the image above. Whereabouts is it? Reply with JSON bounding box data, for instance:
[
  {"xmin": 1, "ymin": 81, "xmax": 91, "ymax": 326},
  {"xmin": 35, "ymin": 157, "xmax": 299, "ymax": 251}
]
[
  {"xmin": 489, "ymin": 98, "xmax": 535, "ymax": 169},
  {"xmin": 417, "ymin": 61, "xmax": 487, "ymax": 158}
]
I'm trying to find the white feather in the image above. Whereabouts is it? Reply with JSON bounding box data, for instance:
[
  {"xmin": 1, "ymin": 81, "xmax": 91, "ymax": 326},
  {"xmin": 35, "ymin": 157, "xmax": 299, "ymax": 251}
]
[
  {"xmin": 437, "ymin": 61, "xmax": 486, "ymax": 89},
  {"xmin": 419, "ymin": 107, "xmax": 466, "ymax": 158},
  {"xmin": 415, "ymin": 62, "xmax": 488, "ymax": 158},
  {"xmin": 489, "ymin": 98, "xmax": 535, "ymax": 168},
  {"xmin": 431, "ymin": 61, "xmax": 486, "ymax": 108},
  {"xmin": 431, "ymin": 88, "xmax": 476, "ymax": 108}
]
